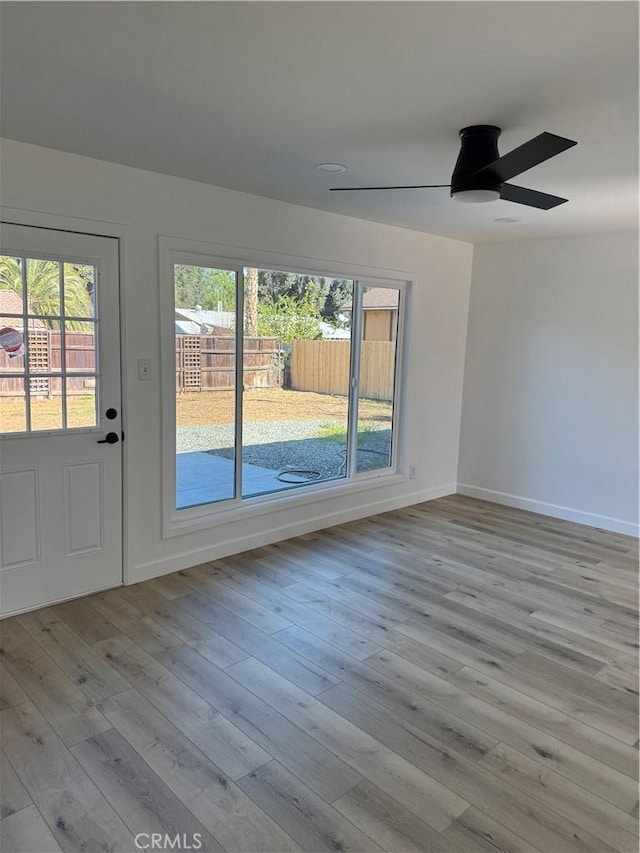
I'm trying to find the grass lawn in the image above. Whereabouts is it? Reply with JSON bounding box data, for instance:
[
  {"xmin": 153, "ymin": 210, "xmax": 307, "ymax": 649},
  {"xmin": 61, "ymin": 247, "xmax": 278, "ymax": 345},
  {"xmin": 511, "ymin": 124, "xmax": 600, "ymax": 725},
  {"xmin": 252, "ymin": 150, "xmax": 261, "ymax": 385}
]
[
  {"xmin": 178, "ymin": 388, "xmax": 391, "ymax": 427},
  {"xmin": 1, "ymin": 395, "xmax": 97, "ymax": 432},
  {"xmin": 1, "ymin": 388, "xmax": 392, "ymax": 433}
]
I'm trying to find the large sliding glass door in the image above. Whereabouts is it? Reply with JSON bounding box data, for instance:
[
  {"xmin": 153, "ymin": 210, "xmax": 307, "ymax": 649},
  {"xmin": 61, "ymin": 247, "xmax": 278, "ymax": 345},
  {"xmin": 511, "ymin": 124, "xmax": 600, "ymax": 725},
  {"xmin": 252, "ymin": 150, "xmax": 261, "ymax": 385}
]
[{"xmin": 171, "ymin": 258, "xmax": 404, "ymax": 514}]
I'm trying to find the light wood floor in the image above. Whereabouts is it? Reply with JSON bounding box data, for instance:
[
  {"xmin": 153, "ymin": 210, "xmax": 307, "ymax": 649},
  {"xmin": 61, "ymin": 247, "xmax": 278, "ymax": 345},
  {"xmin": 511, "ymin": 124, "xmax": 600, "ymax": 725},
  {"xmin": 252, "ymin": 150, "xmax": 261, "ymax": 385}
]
[{"xmin": 1, "ymin": 495, "xmax": 638, "ymax": 853}]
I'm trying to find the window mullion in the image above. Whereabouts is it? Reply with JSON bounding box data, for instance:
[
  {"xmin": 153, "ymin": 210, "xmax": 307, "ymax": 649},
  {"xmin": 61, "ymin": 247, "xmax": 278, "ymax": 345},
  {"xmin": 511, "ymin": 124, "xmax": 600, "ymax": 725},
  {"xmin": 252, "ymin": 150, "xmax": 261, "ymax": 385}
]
[
  {"xmin": 234, "ymin": 267, "xmax": 244, "ymax": 503},
  {"xmin": 59, "ymin": 263, "xmax": 67, "ymax": 430},
  {"xmin": 346, "ymin": 280, "xmax": 363, "ymax": 479},
  {"xmin": 390, "ymin": 286, "xmax": 405, "ymax": 473},
  {"xmin": 21, "ymin": 257, "xmax": 32, "ymax": 432}
]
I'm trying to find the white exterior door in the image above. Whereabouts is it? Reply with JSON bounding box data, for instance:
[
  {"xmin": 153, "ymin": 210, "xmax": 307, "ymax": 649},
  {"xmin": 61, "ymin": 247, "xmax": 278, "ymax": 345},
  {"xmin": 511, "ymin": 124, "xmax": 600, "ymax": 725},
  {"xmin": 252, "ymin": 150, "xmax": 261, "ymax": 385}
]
[{"xmin": 0, "ymin": 224, "xmax": 122, "ymax": 616}]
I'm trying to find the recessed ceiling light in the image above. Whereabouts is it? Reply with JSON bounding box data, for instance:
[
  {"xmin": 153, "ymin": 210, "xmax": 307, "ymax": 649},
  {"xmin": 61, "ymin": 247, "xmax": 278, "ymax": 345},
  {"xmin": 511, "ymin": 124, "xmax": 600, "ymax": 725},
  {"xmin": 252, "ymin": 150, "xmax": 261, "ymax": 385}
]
[
  {"xmin": 315, "ymin": 163, "xmax": 348, "ymax": 173},
  {"xmin": 494, "ymin": 217, "xmax": 519, "ymax": 223}
]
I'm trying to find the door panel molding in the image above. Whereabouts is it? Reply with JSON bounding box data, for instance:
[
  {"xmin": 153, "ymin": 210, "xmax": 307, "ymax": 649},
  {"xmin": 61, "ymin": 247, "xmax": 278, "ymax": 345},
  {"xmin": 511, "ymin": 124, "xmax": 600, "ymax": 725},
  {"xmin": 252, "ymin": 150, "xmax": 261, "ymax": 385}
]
[
  {"xmin": 63, "ymin": 461, "xmax": 104, "ymax": 556},
  {"xmin": 0, "ymin": 469, "xmax": 40, "ymax": 569}
]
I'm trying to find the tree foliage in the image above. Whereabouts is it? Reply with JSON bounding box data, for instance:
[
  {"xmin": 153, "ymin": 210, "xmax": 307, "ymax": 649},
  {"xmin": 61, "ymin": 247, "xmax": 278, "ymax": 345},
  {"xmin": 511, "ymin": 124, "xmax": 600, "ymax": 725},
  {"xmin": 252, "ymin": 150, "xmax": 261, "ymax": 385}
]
[
  {"xmin": 257, "ymin": 270, "xmax": 352, "ymax": 325},
  {"xmin": 172, "ymin": 263, "xmax": 352, "ymax": 341},
  {"xmin": 0, "ymin": 256, "xmax": 94, "ymax": 329},
  {"xmin": 257, "ymin": 296, "xmax": 322, "ymax": 343},
  {"xmin": 174, "ymin": 265, "xmax": 235, "ymax": 311},
  {"xmin": 319, "ymin": 279, "xmax": 352, "ymax": 326}
]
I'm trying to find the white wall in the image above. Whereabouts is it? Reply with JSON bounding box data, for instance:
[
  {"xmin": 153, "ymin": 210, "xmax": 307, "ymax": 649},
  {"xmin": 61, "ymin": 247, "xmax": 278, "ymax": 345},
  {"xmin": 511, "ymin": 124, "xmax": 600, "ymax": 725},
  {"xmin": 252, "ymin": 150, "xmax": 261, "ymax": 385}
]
[
  {"xmin": 459, "ymin": 231, "xmax": 639, "ymax": 536},
  {"xmin": 0, "ymin": 139, "xmax": 473, "ymax": 582}
]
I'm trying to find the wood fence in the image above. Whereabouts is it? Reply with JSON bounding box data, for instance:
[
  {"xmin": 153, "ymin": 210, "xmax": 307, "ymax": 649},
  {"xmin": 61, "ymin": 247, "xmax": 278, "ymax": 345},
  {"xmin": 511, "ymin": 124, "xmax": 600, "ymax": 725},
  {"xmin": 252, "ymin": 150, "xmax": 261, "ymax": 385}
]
[
  {"xmin": 2, "ymin": 333, "xmax": 394, "ymax": 400},
  {"xmin": 291, "ymin": 340, "xmax": 395, "ymax": 401},
  {"xmin": 0, "ymin": 330, "xmax": 96, "ymax": 398},
  {"xmin": 0, "ymin": 332, "xmax": 281, "ymax": 397},
  {"xmin": 176, "ymin": 334, "xmax": 281, "ymax": 392}
]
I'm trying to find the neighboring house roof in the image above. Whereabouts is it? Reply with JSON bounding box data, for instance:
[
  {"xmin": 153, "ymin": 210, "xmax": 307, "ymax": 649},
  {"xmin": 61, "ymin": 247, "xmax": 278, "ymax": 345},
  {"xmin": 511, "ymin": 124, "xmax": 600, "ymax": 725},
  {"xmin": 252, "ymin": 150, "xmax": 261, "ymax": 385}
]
[
  {"xmin": 175, "ymin": 320, "xmax": 202, "ymax": 335},
  {"xmin": 0, "ymin": 290, "xmax": 45, "ymax": 329},
  {"xmin": 175, "ymin": 307, "xmax": 235, "ymax": 329},
  {"xmin": 319, "ymin": 322, "xmax": 351, "ymax": 340},
  {"xmin": 342, "ymin": 288, "xmax": 399, "ymax": 311},
  {"xmin": 175, "ymin": 319, "xmax": 234, "ymax": 336},
  {"xmin": 0, "ymin": 290, "xmax": 24, "ymax": 315}
]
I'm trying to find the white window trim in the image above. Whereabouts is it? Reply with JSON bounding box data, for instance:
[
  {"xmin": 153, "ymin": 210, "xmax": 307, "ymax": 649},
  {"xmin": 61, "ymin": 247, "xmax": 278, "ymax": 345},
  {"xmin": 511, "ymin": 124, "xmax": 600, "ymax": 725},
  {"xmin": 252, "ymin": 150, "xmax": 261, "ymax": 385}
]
[{"xmin": 159, "ymin": 235, "xmax": 412, "ymax": 539}]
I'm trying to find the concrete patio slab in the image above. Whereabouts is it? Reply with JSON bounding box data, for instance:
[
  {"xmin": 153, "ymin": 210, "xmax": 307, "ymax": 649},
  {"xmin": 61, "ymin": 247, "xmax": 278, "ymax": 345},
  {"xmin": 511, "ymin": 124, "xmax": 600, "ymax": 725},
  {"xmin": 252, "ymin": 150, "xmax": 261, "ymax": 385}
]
[{"xmin": 176, "ymin": 450, "xmax": 309, "ymax": 508}]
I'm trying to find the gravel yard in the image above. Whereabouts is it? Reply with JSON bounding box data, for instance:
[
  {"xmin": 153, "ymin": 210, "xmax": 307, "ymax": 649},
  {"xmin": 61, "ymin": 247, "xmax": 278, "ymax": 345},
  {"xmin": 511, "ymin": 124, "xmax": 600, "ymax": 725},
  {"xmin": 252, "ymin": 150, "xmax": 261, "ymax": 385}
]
[
  {"xmin": 176, "ymin": 388, "xmax": 393, "ymax": 476},
  {"xmin": 177, "ymin": 419, "xmax": 392, "ymax": 477},
  {"xmin": 177, "ymin": 419, "xmax": 327, "ymax": 452},
  {"xmin": 235, "ymin": 429, "xmax": 391, "ymax": 477}
]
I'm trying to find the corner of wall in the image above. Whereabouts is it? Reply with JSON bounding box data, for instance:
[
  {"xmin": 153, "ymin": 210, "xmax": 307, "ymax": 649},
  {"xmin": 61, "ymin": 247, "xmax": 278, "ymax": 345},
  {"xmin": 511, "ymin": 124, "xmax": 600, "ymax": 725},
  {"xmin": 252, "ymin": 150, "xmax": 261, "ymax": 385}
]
[{"xmin": 455, "ymin": 241, "xmax": 476, "ymax": 486}]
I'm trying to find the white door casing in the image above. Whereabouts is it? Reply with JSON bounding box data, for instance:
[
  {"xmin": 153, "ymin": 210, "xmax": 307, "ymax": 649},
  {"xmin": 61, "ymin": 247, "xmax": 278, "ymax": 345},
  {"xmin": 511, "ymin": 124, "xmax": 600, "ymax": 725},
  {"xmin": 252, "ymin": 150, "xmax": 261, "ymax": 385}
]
[{"xmin": 0, "ymin": 224, "xmax": 122, "ymax": 616}]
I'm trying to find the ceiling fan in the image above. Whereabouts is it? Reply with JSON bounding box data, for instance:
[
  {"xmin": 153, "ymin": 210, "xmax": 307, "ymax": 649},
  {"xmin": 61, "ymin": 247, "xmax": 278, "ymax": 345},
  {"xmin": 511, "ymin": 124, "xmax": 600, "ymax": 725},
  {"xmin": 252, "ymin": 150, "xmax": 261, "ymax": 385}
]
[{"xmin": 329, "ymin": 125, "xmax": 577, "ymax": 209}]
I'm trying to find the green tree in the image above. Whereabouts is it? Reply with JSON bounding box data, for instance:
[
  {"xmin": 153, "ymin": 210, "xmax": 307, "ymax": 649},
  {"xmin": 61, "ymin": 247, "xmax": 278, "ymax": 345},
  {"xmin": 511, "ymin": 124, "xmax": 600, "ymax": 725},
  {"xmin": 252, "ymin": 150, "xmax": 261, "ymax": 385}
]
[
  {"xmin": 0, "ymin": 256, "xmax": 93, "ymax": 329},
  {"xmin": 174, "ymin": 265, "xmax": 235, "ymax": 311},
  {"xmin": 201, "ymin": 270, "xmax": 236, "ymax": 311},
  {"xmin": 321, "ymin": 279, "xmax": 352, "ymax": 325},
  {"xmin": 257, "ymin": 295, "xmax": 322, "ymax": 342},
  {"xmin": 256, "ymin": 270, "xmax": 352, "ymax": 326}
]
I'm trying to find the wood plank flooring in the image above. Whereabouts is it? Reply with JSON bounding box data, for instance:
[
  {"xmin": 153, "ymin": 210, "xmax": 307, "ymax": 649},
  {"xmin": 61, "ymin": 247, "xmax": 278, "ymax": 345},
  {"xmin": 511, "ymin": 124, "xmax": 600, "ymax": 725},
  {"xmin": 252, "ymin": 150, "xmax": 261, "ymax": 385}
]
[{"xmin": 1, "ymin": 495, "xmax": 638, "ymax": 852}]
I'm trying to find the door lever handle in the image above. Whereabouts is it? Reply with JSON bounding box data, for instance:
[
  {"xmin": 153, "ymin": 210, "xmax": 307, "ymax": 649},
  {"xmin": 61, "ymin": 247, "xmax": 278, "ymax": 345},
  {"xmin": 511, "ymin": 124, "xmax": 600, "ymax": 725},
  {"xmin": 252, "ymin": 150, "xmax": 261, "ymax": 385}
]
[{"xmin": 97, "ymin": 432, "xmax": 119, "ymax": 444}]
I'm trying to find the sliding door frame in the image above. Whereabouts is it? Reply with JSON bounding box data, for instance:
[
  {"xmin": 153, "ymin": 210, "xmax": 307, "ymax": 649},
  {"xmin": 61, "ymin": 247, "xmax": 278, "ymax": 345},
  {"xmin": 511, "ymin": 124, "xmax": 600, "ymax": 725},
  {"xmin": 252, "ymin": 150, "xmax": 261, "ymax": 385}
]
[
  {"xmin": 234, "ymin": 266, "xmax": 245, "ymax": 504},
  {"xmin": 159, "ymin": 236, "xmax": 411, "ymax": 538}
]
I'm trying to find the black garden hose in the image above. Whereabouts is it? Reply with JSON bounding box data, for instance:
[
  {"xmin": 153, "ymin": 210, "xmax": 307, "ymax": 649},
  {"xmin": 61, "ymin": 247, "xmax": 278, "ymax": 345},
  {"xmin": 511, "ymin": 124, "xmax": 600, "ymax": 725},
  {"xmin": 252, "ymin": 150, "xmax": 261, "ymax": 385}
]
[{"xmin": 276, "ymin": 445, "xmax": 388, "ymax": 484}]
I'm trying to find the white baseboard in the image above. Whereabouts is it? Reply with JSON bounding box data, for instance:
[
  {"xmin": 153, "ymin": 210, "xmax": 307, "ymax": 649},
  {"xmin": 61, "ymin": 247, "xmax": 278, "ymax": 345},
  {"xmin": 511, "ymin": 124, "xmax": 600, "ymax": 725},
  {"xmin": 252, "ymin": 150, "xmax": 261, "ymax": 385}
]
[
  {"xmin": 457, "ymin": 483, "xmax": 639, "ymax": 538},
  {"xmin": 130, "ymin": 483, "xmax": 456, "ymax": 585}
]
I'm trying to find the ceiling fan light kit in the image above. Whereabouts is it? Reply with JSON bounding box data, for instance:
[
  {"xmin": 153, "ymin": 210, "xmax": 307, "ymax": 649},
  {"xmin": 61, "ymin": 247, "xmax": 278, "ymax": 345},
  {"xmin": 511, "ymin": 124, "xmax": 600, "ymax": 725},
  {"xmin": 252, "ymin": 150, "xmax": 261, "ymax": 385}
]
[
  {"xmin": 450, "ymin": 125, "xmax": 502, "ymax": 203},
  {"xmin": 451, "ymin": 188, "xmax": 501, "ymax": 203},
  {"xmin": 330, "ymin": 124, "xmax": 577, "ymax": 210}
]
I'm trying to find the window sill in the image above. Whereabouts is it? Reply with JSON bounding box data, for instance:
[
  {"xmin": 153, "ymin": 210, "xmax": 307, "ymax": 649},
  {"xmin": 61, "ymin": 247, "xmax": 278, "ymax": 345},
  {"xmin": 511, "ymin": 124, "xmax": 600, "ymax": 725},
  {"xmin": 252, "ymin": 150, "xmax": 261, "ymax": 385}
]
[{"xmin": 163, "ymin": 470, "xmax": 406, "ymax": 538}]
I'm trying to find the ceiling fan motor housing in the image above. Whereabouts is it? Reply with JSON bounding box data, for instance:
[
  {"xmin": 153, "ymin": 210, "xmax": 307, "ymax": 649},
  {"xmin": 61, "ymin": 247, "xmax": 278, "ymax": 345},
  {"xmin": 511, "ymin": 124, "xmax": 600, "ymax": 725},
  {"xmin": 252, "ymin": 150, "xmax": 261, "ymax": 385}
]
[{"xmin": 451, "ymin": 125, "xmax": 502, "ymax": 198}]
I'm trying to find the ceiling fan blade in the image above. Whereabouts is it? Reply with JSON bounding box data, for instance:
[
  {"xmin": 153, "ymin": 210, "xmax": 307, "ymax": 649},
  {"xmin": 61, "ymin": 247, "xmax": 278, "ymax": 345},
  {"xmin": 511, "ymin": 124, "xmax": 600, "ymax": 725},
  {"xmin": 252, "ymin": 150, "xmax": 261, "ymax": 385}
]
[
  {"xmin": 500, "ymin": 183, "xmax": 568, "ymax": 210},
  {"xmin": 475, "ymin": 132, "xmax": 577, "ymax": 183},
  {"xmin": 329, "ymin": 184, "xmax": 450, "ymax": 191}
]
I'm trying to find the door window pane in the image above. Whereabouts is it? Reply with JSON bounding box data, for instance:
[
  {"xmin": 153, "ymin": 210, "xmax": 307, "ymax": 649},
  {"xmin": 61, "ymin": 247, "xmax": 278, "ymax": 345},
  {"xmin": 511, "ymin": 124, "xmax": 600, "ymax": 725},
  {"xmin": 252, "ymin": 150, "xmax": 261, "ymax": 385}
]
[
  {"xmin": 30, "ymin": 377, "xmax": 63, "ymax": 431},
  {"xmin": 0, "ymin": 255, "xmax": 25, "ymax": 307},
  {"xmin": 27, "ymin": 258, "xmax": 61, "ymax": 316},
  {"xmin": 356, "ymin": 286, "xmax": 399, "ymax": 472},
  {"xmin": 242, "ymin": 267, "xmax": 353, "ymax": 498},
  {"xmin": 66, "ymin": 379, "xmax": 97, "ymax": 428},
  {"xmin": 174, "ymin": 264, "xmax": 237, "ymax": 509},
  {"xmin": 0, "ymin": 257, "xmax": 27, "ymax": 382},
  {"xmin": 64, "ymin": 263, "xmax": 95, "ymax": 318},
  {"xmin": 0, "ymin": 331, "xmax": 25, "ymax": 374},
  {"xmin": 65, "ymin": 321, "xmax": 96, "ymax": 371},
  {"xmin": 28, "ymin": 320, "xmax": 60, "ymax": 373},
  {"xmin": 0, "ymin": 378, "xmax": 26, "ymax": 433}
]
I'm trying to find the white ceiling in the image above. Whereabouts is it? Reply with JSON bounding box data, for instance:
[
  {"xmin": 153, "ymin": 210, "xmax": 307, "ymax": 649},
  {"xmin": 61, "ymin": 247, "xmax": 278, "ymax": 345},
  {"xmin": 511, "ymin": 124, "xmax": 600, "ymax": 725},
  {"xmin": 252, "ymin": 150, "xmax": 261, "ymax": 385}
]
[{"xmin": 1, "ymin": 1, "xmax": 637, "ymax": 243}]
